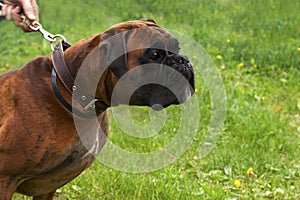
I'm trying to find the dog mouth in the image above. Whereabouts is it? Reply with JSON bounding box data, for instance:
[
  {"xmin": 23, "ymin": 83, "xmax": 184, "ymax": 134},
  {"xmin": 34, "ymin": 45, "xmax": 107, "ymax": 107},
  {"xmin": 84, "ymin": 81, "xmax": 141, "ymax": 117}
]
[
  {"xmin": 165, "ymin": 54, "xmax": 195, "ymax": 91},
  {"xmin": 138, "ymin": 47, "xmax": 195, "ymax": 92},
  {"xmin": 129, "ymin": 53, "xmax": 195, "ymax": 110}
]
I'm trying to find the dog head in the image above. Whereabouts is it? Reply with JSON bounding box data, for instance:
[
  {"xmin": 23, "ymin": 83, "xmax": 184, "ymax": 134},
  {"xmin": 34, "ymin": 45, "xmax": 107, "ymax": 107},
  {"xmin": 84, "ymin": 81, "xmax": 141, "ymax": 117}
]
[{"xmin": 78, "ymin": 19, "xmax": 195, "ymax": 110}]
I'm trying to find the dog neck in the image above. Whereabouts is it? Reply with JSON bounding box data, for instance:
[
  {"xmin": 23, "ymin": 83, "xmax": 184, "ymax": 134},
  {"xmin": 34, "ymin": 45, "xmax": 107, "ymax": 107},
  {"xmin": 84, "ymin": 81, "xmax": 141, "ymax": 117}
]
[
  {"xmin": 64, "ymin": 34, "xmax": 101, "ymax": 78},
  {"xmin": 62, "ymin": 34, "xmax": 114, "ymax": 108}
]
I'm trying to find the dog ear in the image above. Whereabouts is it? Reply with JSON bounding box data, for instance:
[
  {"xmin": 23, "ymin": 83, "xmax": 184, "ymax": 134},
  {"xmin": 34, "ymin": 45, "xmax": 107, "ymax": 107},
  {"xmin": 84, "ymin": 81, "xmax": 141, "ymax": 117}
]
[
  {"xmin": 99, "ymin": 31, "xmax": 129, "ymax": 78},
  {"xmin": 142, "ymin": 19, "xmax": 157, "ymax": 24}
]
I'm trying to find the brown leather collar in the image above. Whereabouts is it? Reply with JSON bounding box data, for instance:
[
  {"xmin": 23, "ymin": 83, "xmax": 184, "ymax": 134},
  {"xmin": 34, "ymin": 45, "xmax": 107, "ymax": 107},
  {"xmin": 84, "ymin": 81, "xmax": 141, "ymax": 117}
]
[{"xmin": 51, "ymin": 40, "xmax": 107, "ymax": 118}]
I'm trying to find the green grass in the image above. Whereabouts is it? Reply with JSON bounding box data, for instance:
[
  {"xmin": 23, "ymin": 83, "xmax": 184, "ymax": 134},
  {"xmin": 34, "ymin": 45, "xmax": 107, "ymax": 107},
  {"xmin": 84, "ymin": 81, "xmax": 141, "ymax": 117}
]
[{"xmin": 0, "ymin": 0, "xmax": 299, "ymax": 199}]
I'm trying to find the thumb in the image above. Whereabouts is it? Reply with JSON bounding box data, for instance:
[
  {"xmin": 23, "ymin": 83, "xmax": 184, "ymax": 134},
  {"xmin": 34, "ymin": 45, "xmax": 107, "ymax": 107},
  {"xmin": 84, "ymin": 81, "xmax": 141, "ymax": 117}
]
[{"xmin": 20, "ymin": 0, "xmax": 38, "ymax": 21}]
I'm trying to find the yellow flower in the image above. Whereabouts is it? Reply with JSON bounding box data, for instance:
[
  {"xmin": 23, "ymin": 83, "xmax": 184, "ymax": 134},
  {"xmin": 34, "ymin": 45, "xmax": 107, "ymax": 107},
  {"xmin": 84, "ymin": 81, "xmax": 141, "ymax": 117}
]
[
  {"xmin": 226, "ymin": 38, "xmax": 231, "ymax": 43},
  {"xmin": 253, "ymin": 64, "xmax": 257, "ymax": 68},
  {"xmin": 260, "ymin": 184, "xmax": 265, "ymax": 190},
  {"xmin": 0, "ymin": 67, "xmax": 7, "ymax": 73},
  {"xmin": 216, "ymin": 55, "xmax": 223, "ymax": 60},
  {"xmin": 5, "ymin": 63, "xmax": 10, "ymax": 68},
  {"xmin": 247, "ymin": 167, "xmax": 254, "ymax": 177},
  {"xmin": 297, "ymin": 47, "xmax": 300, "ymax": 52},
  {"xmin": 179, "ymin": 166, "xmax": 185, "ymax": 172},
  {"xmin": 237, "ymin": 62, "xmax": 245, "ymax": 67},
  {"xmin": 195, "ymin": 88, "xmax": 199, "ymax": 93},
  {"xmin": 247, "ymin": 167, "xmax": 257, "ymax": 178},
  {"xmin": 234, "ymin": 179, "xmax": 241, "ymax": 187},
  {"xmin": 192, "ymin": 55, "xmax": 198, "ymax": 59}
]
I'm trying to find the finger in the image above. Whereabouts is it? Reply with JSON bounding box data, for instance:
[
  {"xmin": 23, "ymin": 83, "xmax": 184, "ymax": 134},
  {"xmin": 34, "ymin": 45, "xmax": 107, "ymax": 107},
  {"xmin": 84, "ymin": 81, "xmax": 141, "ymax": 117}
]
[
  {"xmin": 11, "ymin": 6, "xmax": 22, "ymax": 25},
  {"xmin": 18, "ymin": 21, "xmax": 33, "ymax": 32},
  {"xmin": 10, "ymin": 5, "xmax": 33, "ymax": 32},
  {"xmin": 19, "ymin": 0, "xmax": 36, "ymax": 21},
  {"xmin": 5, "ymin": 5, "xmax": 14, "ymax": 20},
  {"xmin": 13, "ymin": 6, "xmax": 34, "ymax": 32},
  {"xmin": 1, "ymin": 4, "xmax": 7, "ymax": 16}
]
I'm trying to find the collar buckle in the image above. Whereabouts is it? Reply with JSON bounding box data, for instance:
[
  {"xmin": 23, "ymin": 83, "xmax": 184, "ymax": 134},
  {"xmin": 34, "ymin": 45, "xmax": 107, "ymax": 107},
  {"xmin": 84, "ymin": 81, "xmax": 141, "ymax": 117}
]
[{"xmin": 84, "ymin": 99, "xmax": 99, "ymax": 112}]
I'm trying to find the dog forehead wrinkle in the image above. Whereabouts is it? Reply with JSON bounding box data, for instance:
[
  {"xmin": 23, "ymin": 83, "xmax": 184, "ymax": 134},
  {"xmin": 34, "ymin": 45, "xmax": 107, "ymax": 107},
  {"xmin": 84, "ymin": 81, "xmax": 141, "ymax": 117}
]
[
  {"xmin": 102, "ymin": 20, "xmax": 161, "ymax": 39},
  {"xmin": 101, "ymin": 22, "xmax": 179, "ymax": 55},
  {"xmin": 148, "ymin": 40, "xmax": 166, "ymax": 50},
  {"xmin": 129, "ymin": 32, "xmax": 178, "ymax": 55},
  {"xmin": 150, "ymin": 29, "xmax": 180, "ymax": 54}
]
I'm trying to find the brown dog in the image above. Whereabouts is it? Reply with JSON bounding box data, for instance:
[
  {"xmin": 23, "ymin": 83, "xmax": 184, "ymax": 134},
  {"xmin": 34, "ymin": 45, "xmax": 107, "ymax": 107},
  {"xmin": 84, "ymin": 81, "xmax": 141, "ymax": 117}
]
[{"xmin": 0, "ymin": 19, "xmax": 194, "ymax": 199}]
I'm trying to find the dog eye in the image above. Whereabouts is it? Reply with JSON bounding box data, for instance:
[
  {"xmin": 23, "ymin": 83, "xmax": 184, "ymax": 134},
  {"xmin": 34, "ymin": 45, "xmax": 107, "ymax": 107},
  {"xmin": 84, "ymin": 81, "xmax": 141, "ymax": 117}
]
[
  {"xmin": 149, "ymin": 49, "xmax": 163, "ymax": 60},
  {"xmin": 152, "ymin": 51, "xmax": 159, "ymax": 57}
]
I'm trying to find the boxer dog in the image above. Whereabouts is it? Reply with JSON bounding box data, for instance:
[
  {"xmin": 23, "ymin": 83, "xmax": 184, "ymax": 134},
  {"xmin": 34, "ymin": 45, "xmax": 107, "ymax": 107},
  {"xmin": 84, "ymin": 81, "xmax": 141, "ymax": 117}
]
[{"xmin": 0, "ymin": 19, "xmax": 194, "ymax": 199}]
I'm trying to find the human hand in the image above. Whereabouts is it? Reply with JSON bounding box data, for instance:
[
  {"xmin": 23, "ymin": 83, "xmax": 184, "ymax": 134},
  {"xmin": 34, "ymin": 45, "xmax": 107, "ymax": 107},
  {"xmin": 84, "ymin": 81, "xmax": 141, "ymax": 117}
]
[{"xmin": 1, "ymin": 0, "xmax": 39, "ymax": 32}]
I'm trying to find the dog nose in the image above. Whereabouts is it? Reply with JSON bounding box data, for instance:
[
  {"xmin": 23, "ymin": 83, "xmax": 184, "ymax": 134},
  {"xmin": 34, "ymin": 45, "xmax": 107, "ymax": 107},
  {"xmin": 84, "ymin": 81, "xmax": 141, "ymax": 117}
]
[
  {"xmin": 174, "ymin": 56, "xmax": 184, "ymax": 64},
  {"xmin": 169, "ymin": 54, "xmax": 189, "ymax": 65}
]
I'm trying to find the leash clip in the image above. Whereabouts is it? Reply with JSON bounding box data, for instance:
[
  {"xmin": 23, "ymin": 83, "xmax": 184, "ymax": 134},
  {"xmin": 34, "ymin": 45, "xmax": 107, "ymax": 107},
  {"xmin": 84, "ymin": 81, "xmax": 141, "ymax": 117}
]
[
  {"xmin": 84, "ymin": 99, "xmax": 99, "ymax": 112},
  {"xmin": 29, "ymin": 21, "xmax": 56, "ymax": 42},
  {"xmin": 21, "ymin": 15, "xmax": 56, "ymax": 42},
  {"xmin": 21, "ymin": 14, "xmax": 67, "ymax": 51}
]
